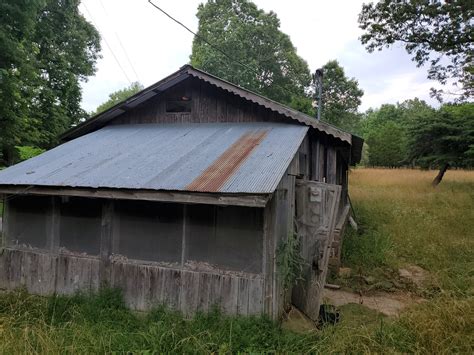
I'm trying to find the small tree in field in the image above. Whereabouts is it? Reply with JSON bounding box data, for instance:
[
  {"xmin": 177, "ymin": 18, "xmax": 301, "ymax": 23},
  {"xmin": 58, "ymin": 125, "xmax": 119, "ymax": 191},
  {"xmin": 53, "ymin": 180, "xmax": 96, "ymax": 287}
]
[{"xmin": 407, "ymin": 103, "xmax": 474, "ymax": 186}]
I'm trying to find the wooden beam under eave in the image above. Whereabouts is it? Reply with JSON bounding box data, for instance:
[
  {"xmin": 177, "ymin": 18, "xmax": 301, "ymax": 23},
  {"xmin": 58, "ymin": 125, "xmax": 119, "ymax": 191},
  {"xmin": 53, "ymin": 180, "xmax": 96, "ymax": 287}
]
[{"xmin": 0, "ymin": 186, "xmax": 270, "ymax": 208}]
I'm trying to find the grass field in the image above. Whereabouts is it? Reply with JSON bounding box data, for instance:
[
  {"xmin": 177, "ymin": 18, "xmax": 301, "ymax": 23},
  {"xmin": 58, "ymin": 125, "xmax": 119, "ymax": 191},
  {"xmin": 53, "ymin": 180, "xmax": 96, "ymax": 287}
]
[{"xmin": 0, "ymin": 168, "xmax": 473, "ymax": 353}]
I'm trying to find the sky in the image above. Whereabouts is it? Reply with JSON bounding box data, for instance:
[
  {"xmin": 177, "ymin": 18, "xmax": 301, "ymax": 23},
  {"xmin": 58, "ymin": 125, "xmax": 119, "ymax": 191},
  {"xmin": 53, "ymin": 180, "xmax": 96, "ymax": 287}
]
[{"xmin": 79, "ymin": 0, "xmax": 444, "ymax": 113}]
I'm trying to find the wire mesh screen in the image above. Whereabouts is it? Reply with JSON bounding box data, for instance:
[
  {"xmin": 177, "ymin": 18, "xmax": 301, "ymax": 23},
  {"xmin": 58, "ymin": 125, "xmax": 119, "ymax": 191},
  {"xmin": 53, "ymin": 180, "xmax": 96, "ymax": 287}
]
[
  {"xmin": 186, "ymin": 204, "xmax": 263, "ymax": 273},
  {"xmin": 116, "ymin": 200, "xmax": 183, "ymax": 263},
  {"xmin": 59, "ymin": 197, "xmax": 102, "ymax": 255},
  {"xmin": 7, "ymin": 195, "xmax": 51, "ymax": 249}
]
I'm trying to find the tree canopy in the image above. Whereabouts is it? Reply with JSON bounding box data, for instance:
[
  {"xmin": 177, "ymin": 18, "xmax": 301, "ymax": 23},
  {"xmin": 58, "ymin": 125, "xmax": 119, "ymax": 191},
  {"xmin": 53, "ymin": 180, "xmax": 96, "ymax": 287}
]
[
  {"xmin": 190, "ymin": 0, "xmax": 312, "ymax": 106},
  {"xmin": 361, "ymin": 99, "xmax": 434, "ymax": 167},
  {"xmin": 94, "ymin": 82, "xmax": 144, "ymax": 115},
  {"xmin": 0, "ymin": 0, "xmax": 101, "ymax": 165},
  {"xmin": 319, "ymin": 60, "xmax": 364, "ymax": 132},
  {"xmin": 358, "ymin": 0, "xmax": 474, "ymax": 102},
  {"xmin": 407, "ymin": 102, "xmax": 474, "ymax": 185}
]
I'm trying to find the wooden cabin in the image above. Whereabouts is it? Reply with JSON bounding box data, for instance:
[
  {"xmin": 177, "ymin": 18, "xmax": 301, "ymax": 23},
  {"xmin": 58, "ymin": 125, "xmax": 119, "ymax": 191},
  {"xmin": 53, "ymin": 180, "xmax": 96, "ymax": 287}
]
[{"xmin": 0, "ymin": 65, "xmax": 363, "ymax": 322}]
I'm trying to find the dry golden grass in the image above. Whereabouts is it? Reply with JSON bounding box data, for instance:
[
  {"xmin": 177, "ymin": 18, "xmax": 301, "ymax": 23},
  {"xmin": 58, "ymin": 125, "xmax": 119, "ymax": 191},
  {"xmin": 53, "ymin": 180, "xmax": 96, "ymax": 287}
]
[
  {"xmin": 338, "ymin": 168, "xmax": 474, "ymax": 352},
  {"xmin": 346, "ymin": 168, "xmax": 474, "ymax": 294}
]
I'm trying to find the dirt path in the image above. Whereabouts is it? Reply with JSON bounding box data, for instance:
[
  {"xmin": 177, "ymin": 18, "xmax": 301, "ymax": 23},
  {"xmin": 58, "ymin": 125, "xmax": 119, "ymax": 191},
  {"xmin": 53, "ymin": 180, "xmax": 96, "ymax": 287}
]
[{"xmin": 323, "ymin": 288, "xmax": 424, "ymax": 316}]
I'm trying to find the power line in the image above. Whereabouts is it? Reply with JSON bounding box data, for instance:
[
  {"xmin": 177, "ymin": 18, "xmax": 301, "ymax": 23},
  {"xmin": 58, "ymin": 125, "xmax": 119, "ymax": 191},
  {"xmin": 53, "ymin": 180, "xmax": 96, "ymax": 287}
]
[
  {"xmin": 98, "ymin": 0, "xmax": 141, "ymax": 83},
  {"xmin": 115, "ymin": 35, "xmax": 141, "ymax": 83},
  {"xmin": 147, "ymin": 0, "xmax": 263, "ymax": 79},
  {"xmin": 83, "ymin": 2, "xmax": 132, "ymax": 84},
  {"xmin": 147, "ymin": 1, "xmax": 312, "ymax": 103}
]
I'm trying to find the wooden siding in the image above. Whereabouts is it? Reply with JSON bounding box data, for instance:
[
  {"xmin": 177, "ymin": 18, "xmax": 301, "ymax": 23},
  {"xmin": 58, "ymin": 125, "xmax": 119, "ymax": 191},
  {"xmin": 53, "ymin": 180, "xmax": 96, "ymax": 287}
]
[
  {"xmin": 0, "ymin": 248, "xmax": 264, "ymax": 316},
  {"xmin": 261, "ymin": 157, "xmax": 298, "ymax": 319},
  {"xmin": 112, "ymin": 78, "xmax": 295, "ymax": 126}
]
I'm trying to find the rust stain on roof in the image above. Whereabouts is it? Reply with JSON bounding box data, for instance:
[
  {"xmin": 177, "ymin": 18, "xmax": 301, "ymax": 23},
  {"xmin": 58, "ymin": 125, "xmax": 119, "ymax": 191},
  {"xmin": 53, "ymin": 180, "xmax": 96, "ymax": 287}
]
[{"xmin": 186, "ymin": 129, "xmax": 268, "ymax": 192}]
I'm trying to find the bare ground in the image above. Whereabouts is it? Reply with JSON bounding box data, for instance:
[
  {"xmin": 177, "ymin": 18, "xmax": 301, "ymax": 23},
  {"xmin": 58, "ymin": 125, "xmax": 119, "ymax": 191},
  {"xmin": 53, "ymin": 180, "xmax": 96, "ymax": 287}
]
[{"xmin": 322, "ymin": 288, "xmax": 424, "ymax": 317}]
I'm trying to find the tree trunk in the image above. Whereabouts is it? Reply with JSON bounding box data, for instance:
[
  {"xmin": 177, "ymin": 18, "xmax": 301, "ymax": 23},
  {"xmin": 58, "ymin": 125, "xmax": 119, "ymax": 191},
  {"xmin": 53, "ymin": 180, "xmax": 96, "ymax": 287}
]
[{"xmin": 432, "ymin": 163, "xmax": 449, "ymax": 187}]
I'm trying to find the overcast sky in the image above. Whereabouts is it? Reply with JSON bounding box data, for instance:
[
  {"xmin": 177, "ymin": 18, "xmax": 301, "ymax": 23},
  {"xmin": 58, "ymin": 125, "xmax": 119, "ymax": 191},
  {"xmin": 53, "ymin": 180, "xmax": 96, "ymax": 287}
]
[{"xmin": 79, "ymin": 0, "xmax": 444, "ymax": 113}]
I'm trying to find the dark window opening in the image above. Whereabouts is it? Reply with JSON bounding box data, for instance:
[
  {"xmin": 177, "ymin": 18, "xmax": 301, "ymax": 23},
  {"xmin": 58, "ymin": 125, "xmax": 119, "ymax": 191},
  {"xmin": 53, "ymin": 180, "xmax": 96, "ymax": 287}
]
[
  {"xmin": 116, "ymin": 200, "xmax": 182, "ymax": 263},
  {"xmin": 7, "ymin": 195, "xmax": 51, "ymax": 249},
  {"xmin": 59, "ymin": 197, "xmax": 102, "ymax": 255},
  {"xmin": 186, "ymin": 204, "xmax": 263, "ymax": 273},
  {"xmin": 166, "ymin": 96, "xmax": 192, "ymax": 113}
]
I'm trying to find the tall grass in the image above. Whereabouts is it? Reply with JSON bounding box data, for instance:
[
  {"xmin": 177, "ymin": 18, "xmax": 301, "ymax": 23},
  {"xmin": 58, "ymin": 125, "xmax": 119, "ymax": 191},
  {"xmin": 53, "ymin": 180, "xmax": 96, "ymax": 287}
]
[
  {"xmin": 0, "ymin": 168, "xmax": 473, "ymax": 353},
  {"xmin": 345, "ymin": 168, "xmax": 474, "ymax": 296}
]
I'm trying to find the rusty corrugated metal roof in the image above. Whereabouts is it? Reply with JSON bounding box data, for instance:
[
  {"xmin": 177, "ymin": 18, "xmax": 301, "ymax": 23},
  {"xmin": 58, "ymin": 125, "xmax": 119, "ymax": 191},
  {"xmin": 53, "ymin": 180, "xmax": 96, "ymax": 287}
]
[{"xmin": 0, "ymin": 123, "xmax": 308, "ymax": 194}]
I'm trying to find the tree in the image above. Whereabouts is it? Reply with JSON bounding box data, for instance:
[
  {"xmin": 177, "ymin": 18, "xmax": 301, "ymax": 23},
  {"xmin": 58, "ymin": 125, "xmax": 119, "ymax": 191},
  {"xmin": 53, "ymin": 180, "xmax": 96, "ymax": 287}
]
[
  {"xmin": 319, "ymin": 60, "xmax": 364, "ymax": 132},
  {"xmin": 358, "ymin": 0, "xmax": 474, "ymax": 102},
  {"xmin": 0, "ymin": 0, "xmax": 43, "ymax": 165},
  {"xmin": 361, "ymin": 99, "xmax": 434, "ymax": 167},
  {"xmin": 362, "ymin": 104, "xmax": 407, "ymax": 166},
  {"xmin": 0, "ymin": 0, "xmax": 101, "ymax": 165},
  {"xmin": 190, "ymin": 0, "xmax": 312, "ymax": 107},
  {"xmin": 366, "ymin": 121, "xmax": 407, "ymax": 167},
  {"xmin": 94, "ymin": 82, "xmax": 144, "ymax": 114},
  {"xmin": 407, "ymin": 103, "xmax": 474, "ymax": 186}
]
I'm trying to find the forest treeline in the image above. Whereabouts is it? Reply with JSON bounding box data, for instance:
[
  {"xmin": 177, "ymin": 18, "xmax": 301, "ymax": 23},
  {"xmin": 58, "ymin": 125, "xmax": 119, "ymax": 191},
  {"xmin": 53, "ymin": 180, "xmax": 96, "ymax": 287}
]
[{"xmin": 353, "ymin": 100, "xmax": 474, "ymax": 172}]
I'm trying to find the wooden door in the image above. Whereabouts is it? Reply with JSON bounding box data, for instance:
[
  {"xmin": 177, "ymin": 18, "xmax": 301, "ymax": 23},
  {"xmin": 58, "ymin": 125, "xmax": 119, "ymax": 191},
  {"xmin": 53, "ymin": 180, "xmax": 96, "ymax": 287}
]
[{"xmin": 292, "ymin": 180, "xmax": 341, "ymax": 322}]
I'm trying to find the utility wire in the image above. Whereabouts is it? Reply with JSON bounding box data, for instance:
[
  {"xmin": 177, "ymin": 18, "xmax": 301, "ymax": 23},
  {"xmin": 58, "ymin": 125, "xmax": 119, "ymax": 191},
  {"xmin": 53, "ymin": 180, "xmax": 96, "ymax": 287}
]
[
  {"xmin": 98, "ymin": 0, "xmax": 141, "ymax": 83},
  {"xmin": 147, "ymin": 1, "xmax": 313, "ymax": 103},
  {"xmin": 83, "ymin": 2, "xmax": 132, "ymax": 84},
  {"xmin": 148, "ymin": 0, "xmax": 263, "ymax": 80}
]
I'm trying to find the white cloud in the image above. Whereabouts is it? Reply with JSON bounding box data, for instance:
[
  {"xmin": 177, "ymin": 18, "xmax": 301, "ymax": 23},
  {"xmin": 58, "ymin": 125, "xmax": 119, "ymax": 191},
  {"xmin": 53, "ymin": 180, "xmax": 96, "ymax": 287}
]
[{"xmin": 79, "ymin": 0, "xmax": 443, "ymax": 113}]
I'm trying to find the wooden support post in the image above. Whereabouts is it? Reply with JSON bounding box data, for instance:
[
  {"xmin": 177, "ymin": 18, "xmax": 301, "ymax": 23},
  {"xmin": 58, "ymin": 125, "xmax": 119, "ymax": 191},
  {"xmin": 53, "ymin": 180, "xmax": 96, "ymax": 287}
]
[
  {"xmin": 311, "ymin": 139, "xmax": 319, "ymax": 181},
  {"xmin": 99, "ymin": 200, "xmax": 114, "ymax": 286},
  {"xmin": 327, "ymin": 146, "xmax": 337, "ymax": 184},
  {"xmin": 111, "ymin": 201, "xmax": 120, "ymax": 255},
  {"xmin": 181, "ymin": 204, "xmax": 187, "ymax": 266},
  {"xmin": 262, "ymin": 194, "xmax": 276, "ymax": 318},
  {"xmin": 47, "ymin": 197, "xmax": 60, "ymax": 253},
  {"xmin": 1, "ymin": 196, "xmax": 9, "ymax": 248}
]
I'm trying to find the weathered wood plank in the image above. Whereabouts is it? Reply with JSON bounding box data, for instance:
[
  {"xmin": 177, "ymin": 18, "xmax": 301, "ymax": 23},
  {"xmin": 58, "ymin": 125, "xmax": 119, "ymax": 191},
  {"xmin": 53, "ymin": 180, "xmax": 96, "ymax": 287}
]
[
  {"xmin": 163, "ymin": 268, "xmax": 181, "ymax": 310},
  {"xmin": 99, "ymin": 200, "xmax": 114, "ymax": 285},
  {"xmin": 221, "ymin": 275, "xmax": 238, "ymax": 315},
  {"xmin": 247, "ymin": 278, "xmax": 264, "ymax": 315},
  {"xmin": 180, "ymin": 270, "xmax": 200, "ymax": 316},
  {"xmin": 1, "ymin": 197, "xmax": 9, "ymax": 248},
  {"xmin": 197, "ymin": 272, "xmax": 212, "ymax": 313},
  {"xmin": 56, "ymin": 255, "xmax": 100, "ymax": 295},
  {"xmin": 0, "ymin": 248, "xmax": 265, "ymax": 317},
  {"xmin": 23, "ymin": 251, "xmax": 56, "ymax": 295},
  {"xmin": 327, "ymin": 146, "xmax": 337, "ymax": 184},
  {"xmin": 48, "ymin": 197, "xmax": 60, "ymax": 253},
  {"xmin": 237, "ymin": 277, "xmax": 249, "ymax": 315},
  {"xmin": 262, "ymin": 193, "xmax": 276, "ymax": 318},
  {"xmin": 0, "ymin": 186, "xmax": 270, "ymax": 208},
  {"xmin": 208, "ymin": 273, "xmax": 222, "ymax": 311}
]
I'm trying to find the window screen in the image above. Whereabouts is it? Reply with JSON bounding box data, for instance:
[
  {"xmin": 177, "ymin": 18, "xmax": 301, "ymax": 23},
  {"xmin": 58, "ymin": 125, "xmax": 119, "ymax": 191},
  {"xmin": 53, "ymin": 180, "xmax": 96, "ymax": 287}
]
[
  {"xmin": 7, "ymin": 195, "xmax": 51, "ymax": 249},
  {"xmin": 166, "ymin": 96, "xmax": 192, "ymax": 112},
  {"xmin": 59, "ymin": 197, "xmax": 102, "ymax": 255},
  {"xmin": 186, "ymin": 204, "xmax": 263, "ymax": 273},
  {"xmin": 116, "ymin": 200, "xmax": 182, "ymax": 263}
]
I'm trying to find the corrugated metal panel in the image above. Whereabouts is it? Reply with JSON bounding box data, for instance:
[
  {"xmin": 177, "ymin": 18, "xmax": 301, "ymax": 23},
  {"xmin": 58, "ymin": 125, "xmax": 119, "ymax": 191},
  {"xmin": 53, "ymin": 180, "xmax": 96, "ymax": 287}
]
[{"xmin": 0, "ymin": 123, "xmax": 308, "ymax": 194}]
